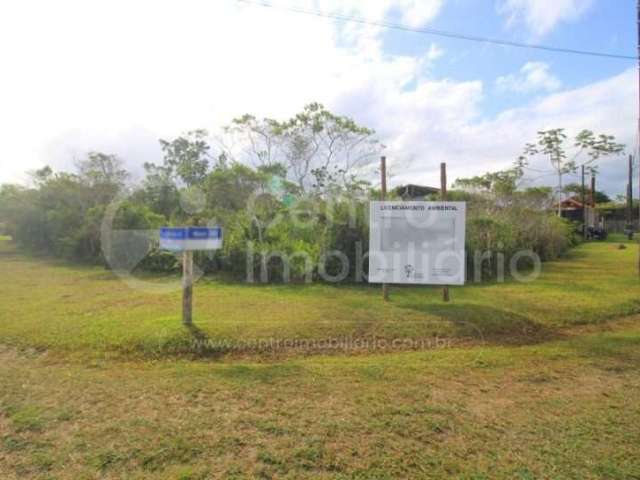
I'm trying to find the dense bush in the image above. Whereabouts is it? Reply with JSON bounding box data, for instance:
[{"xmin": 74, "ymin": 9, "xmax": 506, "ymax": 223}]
[
  {"xmin": 465, "ymin": 209, "xmax": 573, "ymax": 280},
  {"xmin": 0, "ymin": 158, "xmax": 575, "ymax": 283},
  {"xmin": 453, "ymin": 168, "xmax": 576, "ymax": 280},
  {"xmin": 0, "ymin": 107, "xmax": 575, "ymax": 284}
]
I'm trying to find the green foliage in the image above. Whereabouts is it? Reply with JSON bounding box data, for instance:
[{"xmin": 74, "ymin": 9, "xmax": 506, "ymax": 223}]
[
  {"xmin": 1, "ymin": 153, "xmax": 573, "ymax": 282},
  {"xmin": 455, "ymin": 166, "xmax": 572, "ymax": 279},
  {"xmin": 0, "ymin": 110, "xmax": 580, "ymax": 284},
  {"xmin": 159, "ymin": 130, "xmax": 211, "ymax": 187},
  {"xmin": 465, "ymin": 210, "xmax": 572, "ymax": 279},
  {"xmin": 0, "ymin": 156, "xmax": 161, "ymax": 263},
  {"xmin": 76, "ymin": 152, "xmax": 129, "ymax": 201},
  {"xmin": 453, "ymin": 167, "xmax": 522, "ymax": 198}
]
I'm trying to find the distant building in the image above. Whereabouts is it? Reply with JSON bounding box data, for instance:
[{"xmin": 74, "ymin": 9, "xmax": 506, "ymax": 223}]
[
  {"xmin": 394, "ymin": 184, "xmax": 440, "ymax": 200},
  {"xmin": 560, "ymin": 197, "xmax": 586, "ymax": 211},
  {"xmin": 560, "ymin": 196, "xmax": 598, "ymax": 228}
]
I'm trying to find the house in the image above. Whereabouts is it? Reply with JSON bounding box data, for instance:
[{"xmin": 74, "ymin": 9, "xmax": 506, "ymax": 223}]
[
  {"xmin": 394, "ymin": 184, "xmax": 440, "ymax": 200},
  {"xmin": 560, "ymin": 196, "xmax": 599, "ymax": 228}
]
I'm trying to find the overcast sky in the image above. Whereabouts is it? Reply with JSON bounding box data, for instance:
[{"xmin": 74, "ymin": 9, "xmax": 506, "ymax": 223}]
[{"xmin": 0, "ymin": 0, "xmax": 637, "ymax": 196}]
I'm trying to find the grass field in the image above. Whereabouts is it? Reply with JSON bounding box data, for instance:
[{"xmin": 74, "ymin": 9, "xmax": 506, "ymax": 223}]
[
  {"xmin": 0, "ymin": 237, "xmax": 639, "ymax": 357},
  {"xmin": 1, "ymin": 237, "xmax": 640, "ymax": 478}
]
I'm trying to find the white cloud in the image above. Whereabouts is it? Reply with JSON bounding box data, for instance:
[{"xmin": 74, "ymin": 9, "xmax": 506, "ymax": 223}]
[
  {"xmin": 425, "ymin": 43, "xmax": 445, "ymax": 62},
  {"xmin": 497, "ymin": 0, "xmax": 593, "ymax": 37},
  {"xmin": 0, "ymin": 0, "xmax": 445, "ymax": 183},
  {"xmin": 387, "ymin": 68, "xmax": 635, "ymax": 195},
  {"xmin": 314, "ymin": 0, "xmax": 444, "ymax": 27},
  {"xmin": 396, "ymin": 0, "xmax": 444, "ymax": 27},
  {"xmin": 496, "ymin": 62, "xmax": 562, "ymax": 93},
  {"xmin": 0, "ymin": 0, "xmax": 633, "ymax": 196}
]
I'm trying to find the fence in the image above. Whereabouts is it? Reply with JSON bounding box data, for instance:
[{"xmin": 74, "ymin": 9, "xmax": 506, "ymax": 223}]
[{"xmin": 604, "ymin": 219, "xmax": 639, "ymax": 233}]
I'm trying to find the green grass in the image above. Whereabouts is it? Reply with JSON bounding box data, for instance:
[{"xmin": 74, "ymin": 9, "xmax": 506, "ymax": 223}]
[
  {"xmin": 0, "ymin": 237, "xmax": 638, "ymax": 357},
  {"xmin": 1, "ymin": 237, "xmax": 640, "ymax": 478},
  {"xmin": 0, "ymin": 323, "xmax": 639, "ymax": 478}
]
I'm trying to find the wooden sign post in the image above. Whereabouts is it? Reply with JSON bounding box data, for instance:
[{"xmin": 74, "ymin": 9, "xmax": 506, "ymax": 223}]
[
  {"xmin": 159, "ymin": 227, "xmax": 222, "ymax": 326},
  {"xmin": 440, "ymin": 162, "xmax": 450, "ymax": 303},
  {"xmin": 381, "ymin": 156, "xmax": 390, "ymax": 302},
  {"xmin": 182, "ymin": 250, "xmax": 194, "ymax": 326},
  {"xmin": 581, "ymin": 165, "xmax": 587, "ymax": 238}
]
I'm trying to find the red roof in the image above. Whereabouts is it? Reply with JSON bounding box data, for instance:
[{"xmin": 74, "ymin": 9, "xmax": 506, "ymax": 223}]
[{"xmin": 560, "ymin": 197, "xmax": 585, "ymax": 209}]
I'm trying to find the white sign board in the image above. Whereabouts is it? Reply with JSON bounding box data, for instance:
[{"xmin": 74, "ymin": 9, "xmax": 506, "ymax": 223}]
[
  {"xmin": 159, "ymin": 227, "xmax": 223, "ymax": 252},
  {"xmin": 368, "ymin": 201, "xmax": 466, "ymax": 285}
]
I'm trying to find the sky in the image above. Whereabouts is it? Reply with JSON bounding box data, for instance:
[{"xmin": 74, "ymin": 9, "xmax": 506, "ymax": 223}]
[{"xmin": 0, "ymin": 0, "xmax": 638, "ymax": 196}]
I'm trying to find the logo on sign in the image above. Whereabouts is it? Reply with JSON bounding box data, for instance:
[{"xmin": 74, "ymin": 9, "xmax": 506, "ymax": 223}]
[{"xmin": 404, "ymin": 264, "xmax": 415, "ymax": 279}]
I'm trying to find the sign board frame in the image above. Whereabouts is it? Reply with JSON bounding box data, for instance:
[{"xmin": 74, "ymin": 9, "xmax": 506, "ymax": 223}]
[{"xmin": 368, "ymin": 201, "xmax": 466, "ymax": 286}]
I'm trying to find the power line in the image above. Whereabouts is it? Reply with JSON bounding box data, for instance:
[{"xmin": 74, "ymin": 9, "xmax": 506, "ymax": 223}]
[{"xmin": 236, "ymin": 0, "xmax": 638, "ymax": 61}]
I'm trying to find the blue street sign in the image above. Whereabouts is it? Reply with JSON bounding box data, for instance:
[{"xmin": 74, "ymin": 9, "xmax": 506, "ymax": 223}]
[
  {"xmin": 160, "ymin": 227, "xmax": 186, "ymax": 239},
  {"xmin": 159, "ymin": 227, "xmax": 223, "ymax": 251},
  {"xmin": 187, "ymin": 227, "xmax": 222, "ymax": 239}
]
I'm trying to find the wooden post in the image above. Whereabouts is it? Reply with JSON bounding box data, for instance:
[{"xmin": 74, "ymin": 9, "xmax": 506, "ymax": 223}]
[
  {"xmin": 182, "ymin": 250, "xmax": 193, "ymax": 325},
  {"xmin": 581, "ymin": 165, "xmax": 586, "ymax": 238},
  {"xmin": 628, "ymin": 155, "xmax": 634, "ymax": 240},
  {"xmin": 440, "ymin": 162, "xmax": 450, "ymax": 302},
  {"xmin": 591, "ymin": 175, "xmax": 596, "ymax": 207},
  {"xmin": 381, "ymin": 156, "xmax": 390, "ymax": 302}
]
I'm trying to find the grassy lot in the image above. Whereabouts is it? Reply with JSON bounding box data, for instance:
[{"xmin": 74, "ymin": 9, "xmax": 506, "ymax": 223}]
[
  {"xmin": 0, "ymin": 236, "xmax": 638, "ymax": 357},
  {"xmin": 0, "ymin": 320, "xmax": 639, "ymax": 479},
  {"xmin": 1, "ymin": 237, "xmax": 640, "ymax": 478}
]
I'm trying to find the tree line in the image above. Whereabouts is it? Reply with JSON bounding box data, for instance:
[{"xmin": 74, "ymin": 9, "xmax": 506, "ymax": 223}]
[{"xmin": 0, "ymin": 105, "xmax": 624, "ymax": 282}]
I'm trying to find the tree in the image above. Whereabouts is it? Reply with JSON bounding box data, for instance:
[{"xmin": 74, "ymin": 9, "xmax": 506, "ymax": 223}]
[
  {"xmin": 0, "ymin": 184, "xmax": 32, "ymax": 238},
  {"xmin": 140, "ymin": 130, "xmax": 212, "ymax": 219},
  {"xmin": 222, "ymin": 103, "xmax": 382, "ymax": 192},
  {"xmin": 281, "ymin": 103, "xmax": 381, "ymax": 190},
  {"xmin": 203, "ymin": 160, "xmax": 265, "ymax": 213},
  {"xmin": 76, "ymin": 152, "xmax": 129, "ymax": 204},
  {"xmin": 520, "ymin": 186, "xmax": 555, "ymax": 210},
  {"xmin": 453, "ymin": 166, "xmax": 524, "ymax": 207},
  {"xmin": 222, "ymin": 114, "xmax": 284, "ymax": 168},
  {"xmin": 77, "ymin": 152, "xmax": 128, "ymax": 187},
  {"xmin": 30, "ymin": 165, "xmax": 53, "ymax": 185},
  {"xmin": 159, "ymin": 130, "xmax": 211, "ymax": 187},
  {"xmin": 518, "ymin": 129, "xmax": 624, "ymax": 216}
]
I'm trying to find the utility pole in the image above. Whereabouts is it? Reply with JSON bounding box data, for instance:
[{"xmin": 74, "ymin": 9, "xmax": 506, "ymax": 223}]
[
  {"xmin": 628, "ymin": 155, "xmax": 634, "ymax": 240},
  {"xmin": 441, "ymin": 162, "xmax": 450, "ymax": 302},
  {"xmin": 637, "ymin": 0, "xmax": 640, "ymax": 275},
  {"xmin": 380, "ymin": 156, "xmax": 389, "ymax": 302}
]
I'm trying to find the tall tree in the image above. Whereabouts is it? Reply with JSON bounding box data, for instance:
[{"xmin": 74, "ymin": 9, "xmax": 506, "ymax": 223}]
[
  {"xmin": 76, "ymin": 152, "xmax": 128, "ymax": 204},
  {"xmin": 222, "ymin": 115, "xmax": 284, "ymax": 168},
  {"xmin": 519, "ymin": 129, "xmax": 624, "ymax": 216},
  {"xmin": 222, "ymin": 103, "xmax": 382, "ymax": 192},
  {"xmin": 141, "ymin": 130, "xmax": 212, "ymax": 218}
]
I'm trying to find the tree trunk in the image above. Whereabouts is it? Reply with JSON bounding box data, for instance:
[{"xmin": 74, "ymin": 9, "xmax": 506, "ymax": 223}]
[{"xmin": 557, "ymin": 172, "xmax": 563, "ymax": 217}]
